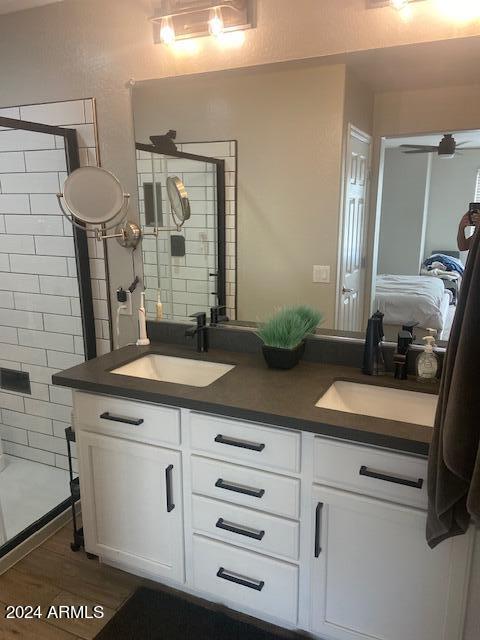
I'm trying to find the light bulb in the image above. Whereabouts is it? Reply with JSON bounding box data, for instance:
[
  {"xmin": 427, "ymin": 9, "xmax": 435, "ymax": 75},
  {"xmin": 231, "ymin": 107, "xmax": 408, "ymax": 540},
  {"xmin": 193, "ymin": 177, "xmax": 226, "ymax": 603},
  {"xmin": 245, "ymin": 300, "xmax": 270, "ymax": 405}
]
[
  {"xmin": 208, "ymin": 6, "xmax": 224, "ymax": 37},
  {"xmin": 435, "ymin": 0, "xmax": 480, "ymax": 22},
  {"xmin": 160, "ymin": 15, "xmax": 176, "ymax": 45},
  {"xmin": 390, "ymin": 0, "xmax": 409, "ymax": 9}
]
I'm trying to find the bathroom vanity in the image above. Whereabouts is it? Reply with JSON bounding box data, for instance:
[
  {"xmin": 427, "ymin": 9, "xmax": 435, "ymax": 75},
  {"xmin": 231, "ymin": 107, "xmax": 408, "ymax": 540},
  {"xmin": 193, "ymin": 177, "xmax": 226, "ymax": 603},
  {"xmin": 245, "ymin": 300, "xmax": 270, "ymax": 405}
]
[{"xmin": 54, "ymin": 343, "xmax": 475, "ymax": 640}]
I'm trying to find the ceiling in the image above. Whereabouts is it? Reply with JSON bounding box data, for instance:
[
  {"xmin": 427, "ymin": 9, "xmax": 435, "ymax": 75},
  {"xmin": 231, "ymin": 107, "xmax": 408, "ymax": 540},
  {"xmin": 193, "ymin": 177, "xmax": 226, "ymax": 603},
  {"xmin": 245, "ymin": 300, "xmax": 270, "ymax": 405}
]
[
  {"xmin": 335, "ymin": 36, "xmax": 480, "ymax": 93},
  {"xmin": 385, "ymin": 130, "xmax": 480, "ymax": 149},
  {"xmin": 0, "ymin": 0, "xmax": 63, "ymax": 15},
  {"xmin": 268, "ymin": 36, "xmax": 480, "ymax": 94}
]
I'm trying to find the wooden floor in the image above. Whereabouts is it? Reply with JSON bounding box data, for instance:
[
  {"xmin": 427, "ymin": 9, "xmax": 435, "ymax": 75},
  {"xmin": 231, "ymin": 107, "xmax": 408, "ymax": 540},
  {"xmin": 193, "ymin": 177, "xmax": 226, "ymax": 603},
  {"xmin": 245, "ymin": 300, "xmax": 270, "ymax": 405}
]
[{"xmin": 0, "ymin": 522, "xmax": 143, "ymax": 639}]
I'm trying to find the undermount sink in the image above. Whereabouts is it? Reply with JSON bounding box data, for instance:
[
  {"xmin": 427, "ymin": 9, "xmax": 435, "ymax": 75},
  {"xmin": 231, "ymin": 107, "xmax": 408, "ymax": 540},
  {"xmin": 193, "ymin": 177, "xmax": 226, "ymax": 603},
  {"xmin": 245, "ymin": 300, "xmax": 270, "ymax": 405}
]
[
  {"xmin": 315, "ymin": 381, "xmax": 438, "ymax": 427},
  {"xmin": 111, "ymin": 354, "xmax": 235, "ymax": 388}
]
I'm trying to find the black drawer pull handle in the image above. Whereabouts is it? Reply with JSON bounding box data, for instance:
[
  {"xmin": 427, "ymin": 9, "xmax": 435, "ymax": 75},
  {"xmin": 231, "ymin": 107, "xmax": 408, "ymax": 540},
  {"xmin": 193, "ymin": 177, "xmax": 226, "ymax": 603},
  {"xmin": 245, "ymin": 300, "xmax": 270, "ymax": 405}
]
[
  {"xmin": 314, "ymin": 502, "xmax": 323, "ymax": 558},
  {"xmin": 214, "ymin": 434, "xmax": 265, "ymax": 452},
  {"xmin": 216, "ymin": 518, "xmax": 265, "ymax": 541},
  {"xmin": 215, "ymin": 478, "xmax": 265, "ymax": 499},
  {"xmin": 359, "ymin": 465, "xmax": 423, "ymax": 489},
  {"xmin": 100, "ymin": 412, "xmax": 144, "ymax": 426},
  {"xmin": 216, "ymin": 567, "xmax": 264, "ymax": 591},
  {"xmin": 165, "ymin": 464, "xmax": 175, "ymax": 512}
]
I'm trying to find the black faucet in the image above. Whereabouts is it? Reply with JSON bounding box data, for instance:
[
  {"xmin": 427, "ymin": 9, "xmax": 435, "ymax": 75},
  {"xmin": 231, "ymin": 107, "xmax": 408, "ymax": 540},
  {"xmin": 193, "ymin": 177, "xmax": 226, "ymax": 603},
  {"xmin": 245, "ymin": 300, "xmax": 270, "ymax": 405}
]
[
  {"xmin": 362, "ymin": 311, "xmax": 385, "ymax": 375},
  {"xmin": 185, "ymin": 312, "xmax": 208, "ymax": 352},
  {"xmin": 393, "ymin": 329, "xmax": 414, "ymax": 380},
  {"xmin": 210, "ymin": 305, "xmax": 229, "ymax": 326}
]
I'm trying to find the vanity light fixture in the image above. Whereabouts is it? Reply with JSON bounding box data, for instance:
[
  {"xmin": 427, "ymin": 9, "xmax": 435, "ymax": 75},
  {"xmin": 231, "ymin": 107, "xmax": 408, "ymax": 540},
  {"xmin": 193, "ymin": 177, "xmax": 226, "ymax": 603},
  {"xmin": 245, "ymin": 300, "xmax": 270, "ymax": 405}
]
[
  {"xmin": 208, "ymin": 6, "xmax": 225, "ymax": 37},
  {"xmin": 367, "ymin": 0, "xmax": 425, "ymax": 8},
  {"xmin": 151, "ymin": 0, "xmax": 253, "ymax": 45}
]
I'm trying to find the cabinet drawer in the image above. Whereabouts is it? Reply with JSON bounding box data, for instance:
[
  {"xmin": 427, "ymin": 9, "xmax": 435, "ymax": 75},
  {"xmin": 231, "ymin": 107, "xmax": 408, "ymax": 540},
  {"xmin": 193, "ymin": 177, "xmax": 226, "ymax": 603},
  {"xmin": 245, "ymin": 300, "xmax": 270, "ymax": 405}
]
[
  {"xmin": 189, "ymin": 412, "xmax": 300, "ymax": 473},
  {"xmin": 314, "ymin": 438, "xmax": 428, "ymax": 509},
  {"xmin": 191, "ymin": 456, "xmax": 300, "ymax": 519},
  {"xmin": 192, "ymin": 495, "xmax": 299, "ymax": 561},
  {"xmin": 74, "ymin": 392, "xmax": 180, "ymax": 447},
  {"xmin": 192, "ymin": 535, "xmax": 298, "ymax": 624}
]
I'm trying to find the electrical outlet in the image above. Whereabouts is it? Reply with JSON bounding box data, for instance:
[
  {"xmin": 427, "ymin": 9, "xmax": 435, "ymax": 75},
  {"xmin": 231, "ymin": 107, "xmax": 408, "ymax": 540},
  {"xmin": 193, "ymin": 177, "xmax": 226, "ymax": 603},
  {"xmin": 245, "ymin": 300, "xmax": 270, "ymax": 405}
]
[{"xmin": 313, "ymin": 265, "xmax": 330, "ymax": 283}]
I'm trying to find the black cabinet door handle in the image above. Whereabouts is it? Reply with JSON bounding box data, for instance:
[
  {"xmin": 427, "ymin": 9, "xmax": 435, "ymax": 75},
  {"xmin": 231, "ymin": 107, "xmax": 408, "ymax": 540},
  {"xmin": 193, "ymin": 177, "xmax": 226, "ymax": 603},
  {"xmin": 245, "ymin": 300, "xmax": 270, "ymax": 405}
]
[
  {"xmin": 215, "ymin": 478, "xmax": 265, "ymax": 499},
  {"xmin": 314, "ymin": 502, "xmax": 323, "ymax": 558},
  {"xmin": 100, "ymin": 411, "xmax": 144, "ymax": 426},
  {"xmin": 216, "ymin": 518, "xmax": 265, "ymax": 541},
  {"xmin": 359, "ymin": 465, "xmax": 423, "ymax": 489},
  {"xmin": 216, "ymin": 567, "xmax": 264, "ymax": 591},
  {"xmin": 215, "ymin": 434, "xmax": 265, "ymax": 452},
  {"xmin": 165, "ymin": 464, "xmax": 175, "ymax": 512}
]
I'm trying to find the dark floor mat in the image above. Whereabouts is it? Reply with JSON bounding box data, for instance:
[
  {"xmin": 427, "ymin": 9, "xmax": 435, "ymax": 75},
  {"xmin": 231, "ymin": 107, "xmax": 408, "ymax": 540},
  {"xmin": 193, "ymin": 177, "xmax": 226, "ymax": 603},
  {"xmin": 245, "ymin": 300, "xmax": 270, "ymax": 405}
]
[{"xmin": 95, "ymin": 585, "xmax": 310, "ymax": 640}]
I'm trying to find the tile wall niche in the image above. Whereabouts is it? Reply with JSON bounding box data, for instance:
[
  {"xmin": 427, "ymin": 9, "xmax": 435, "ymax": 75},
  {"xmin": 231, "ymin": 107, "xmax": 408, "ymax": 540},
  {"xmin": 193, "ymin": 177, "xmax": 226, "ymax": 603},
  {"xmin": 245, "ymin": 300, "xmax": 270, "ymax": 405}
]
[
  {"xmin": 138, "ymin": 140, "xmax": 237, "ymax": 321},
  {"xmin": 0, "ymin": 99, "xmax": 109, "ymax": 472}
]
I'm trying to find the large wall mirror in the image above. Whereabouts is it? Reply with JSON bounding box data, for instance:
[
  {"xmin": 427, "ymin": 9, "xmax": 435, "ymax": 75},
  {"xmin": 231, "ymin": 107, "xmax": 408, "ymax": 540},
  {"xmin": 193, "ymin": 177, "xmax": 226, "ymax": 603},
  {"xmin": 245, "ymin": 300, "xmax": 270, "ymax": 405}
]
[{"xmin": 131, "ymin": 37, "xmax": 480, "ymax": 345}]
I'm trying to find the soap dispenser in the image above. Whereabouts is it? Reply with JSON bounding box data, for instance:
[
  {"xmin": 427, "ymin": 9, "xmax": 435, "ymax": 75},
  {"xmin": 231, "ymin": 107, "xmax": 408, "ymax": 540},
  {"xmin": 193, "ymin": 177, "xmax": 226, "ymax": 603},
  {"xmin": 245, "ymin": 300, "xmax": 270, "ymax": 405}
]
[{"xmin": 416, "ymin": 336, "xmax": 438, "ymax": 381}]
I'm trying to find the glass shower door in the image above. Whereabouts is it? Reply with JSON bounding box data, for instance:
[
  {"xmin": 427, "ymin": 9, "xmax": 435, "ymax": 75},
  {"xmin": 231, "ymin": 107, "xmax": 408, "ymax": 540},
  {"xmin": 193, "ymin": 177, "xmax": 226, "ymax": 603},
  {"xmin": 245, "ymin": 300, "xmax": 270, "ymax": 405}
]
[
  {"xmin": 0, "ymin": 115, "xmax": 94, "ymax": 556},
  {"xmin": 137, "ymin": 148, "xmax": 220, "ymax": 321}
]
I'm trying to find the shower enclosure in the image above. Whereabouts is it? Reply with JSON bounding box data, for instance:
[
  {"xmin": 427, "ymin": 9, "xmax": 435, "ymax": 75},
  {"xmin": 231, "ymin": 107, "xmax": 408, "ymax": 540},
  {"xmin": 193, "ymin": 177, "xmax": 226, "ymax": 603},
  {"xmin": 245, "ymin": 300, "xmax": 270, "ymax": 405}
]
[
  {"xmin": 0, "ymin": 113, "xmax": 95, "ymax": 559},
  {"xmin": 135, "ymin": 142, "xmax": 226, "ymax": 322}
]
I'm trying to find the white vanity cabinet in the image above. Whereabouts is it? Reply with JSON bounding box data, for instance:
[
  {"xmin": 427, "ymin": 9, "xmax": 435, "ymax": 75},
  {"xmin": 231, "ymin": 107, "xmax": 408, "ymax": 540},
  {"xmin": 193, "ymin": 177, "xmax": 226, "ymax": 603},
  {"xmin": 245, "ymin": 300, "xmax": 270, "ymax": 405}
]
[
  {"xmin": 77, "ymin": 431, "xmax": 184, "ymax": 582},
  {"xmin": 73, "ymin": 391, "xmax": 473, "ymax": 640},
  {"xmin": 310, "ymin": 485, "xmax": 471, "ymax": 640}
]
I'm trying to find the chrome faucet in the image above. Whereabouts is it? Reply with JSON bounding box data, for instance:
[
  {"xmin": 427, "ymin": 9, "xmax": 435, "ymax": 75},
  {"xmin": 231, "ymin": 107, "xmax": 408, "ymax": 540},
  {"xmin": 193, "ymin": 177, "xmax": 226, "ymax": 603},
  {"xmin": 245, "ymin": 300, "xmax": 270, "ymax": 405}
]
[{"xmin": 185, "ymin": 312, "xmax": 208, "ymax": 352}]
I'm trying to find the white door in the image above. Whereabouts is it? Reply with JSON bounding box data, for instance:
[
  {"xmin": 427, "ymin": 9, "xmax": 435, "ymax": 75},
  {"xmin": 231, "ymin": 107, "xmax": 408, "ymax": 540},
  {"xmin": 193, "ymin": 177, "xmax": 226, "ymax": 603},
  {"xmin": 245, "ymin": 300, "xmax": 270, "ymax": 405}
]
[
  {"xmin": 337, "ymin": 125, "xmax": 371, "ymax": 332},
  {"xmin": 78, "ymin": 431, "xmax": 184, "ymax": 582},
  {"xmin": 311, "ymin": 485, "xmax": 471, "ymax": 640}
]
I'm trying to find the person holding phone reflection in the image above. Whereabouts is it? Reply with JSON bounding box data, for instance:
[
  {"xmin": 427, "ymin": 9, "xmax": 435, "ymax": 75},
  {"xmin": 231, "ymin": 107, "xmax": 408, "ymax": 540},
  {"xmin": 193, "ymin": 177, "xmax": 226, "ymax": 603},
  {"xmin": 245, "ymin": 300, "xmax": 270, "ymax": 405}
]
[{"xmin": 457, "ymin": 203, "xmax": 480, "ymax": 251}]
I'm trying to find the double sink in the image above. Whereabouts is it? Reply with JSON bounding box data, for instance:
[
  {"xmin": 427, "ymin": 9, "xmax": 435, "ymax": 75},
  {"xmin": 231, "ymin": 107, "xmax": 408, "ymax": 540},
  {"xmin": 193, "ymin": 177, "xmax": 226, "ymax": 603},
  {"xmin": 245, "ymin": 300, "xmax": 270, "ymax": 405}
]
[{"xmin": 111, "ymin": 354, "xmax": 437, "ymax": 427}]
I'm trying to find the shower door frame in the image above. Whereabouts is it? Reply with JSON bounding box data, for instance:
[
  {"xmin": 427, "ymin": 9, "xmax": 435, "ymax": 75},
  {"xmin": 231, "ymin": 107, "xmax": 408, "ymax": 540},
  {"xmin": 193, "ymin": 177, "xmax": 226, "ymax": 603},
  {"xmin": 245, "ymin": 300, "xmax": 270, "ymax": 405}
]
[
  {"xmin": 0, "ymin": 116, "xmax": 96, "ymax": 359},
  {"xmin": 0, "ymin": 116, "xmax": 95, "ymax": 560},
  {"xmin": 136, "ymin": 142, "xmax": 227, "ymax": 311}
]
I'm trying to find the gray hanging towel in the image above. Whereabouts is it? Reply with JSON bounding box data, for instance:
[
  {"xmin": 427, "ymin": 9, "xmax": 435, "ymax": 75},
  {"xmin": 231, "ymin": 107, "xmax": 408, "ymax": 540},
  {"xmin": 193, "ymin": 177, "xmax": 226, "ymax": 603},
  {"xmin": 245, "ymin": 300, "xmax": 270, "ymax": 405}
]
[{"xmin": 427, "ymin": 226, "xmax": 480, "ymax": 547}]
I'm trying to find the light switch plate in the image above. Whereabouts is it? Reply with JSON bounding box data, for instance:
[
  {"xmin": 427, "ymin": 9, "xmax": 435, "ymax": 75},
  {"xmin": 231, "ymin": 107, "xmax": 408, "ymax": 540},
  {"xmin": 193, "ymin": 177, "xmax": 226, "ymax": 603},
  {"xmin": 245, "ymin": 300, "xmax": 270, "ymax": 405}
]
[{"xmin": 313, "ymin": 265, "xmax": 330, "ymax": 283}]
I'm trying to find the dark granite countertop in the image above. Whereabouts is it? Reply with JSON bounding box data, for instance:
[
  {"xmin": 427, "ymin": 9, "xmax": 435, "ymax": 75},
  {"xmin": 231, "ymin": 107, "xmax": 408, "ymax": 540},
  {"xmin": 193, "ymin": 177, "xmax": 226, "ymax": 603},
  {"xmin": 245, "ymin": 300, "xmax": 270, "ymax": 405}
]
[{"xmin": 53, "ymin": 342, "xmax": 439, "ymax": 456}]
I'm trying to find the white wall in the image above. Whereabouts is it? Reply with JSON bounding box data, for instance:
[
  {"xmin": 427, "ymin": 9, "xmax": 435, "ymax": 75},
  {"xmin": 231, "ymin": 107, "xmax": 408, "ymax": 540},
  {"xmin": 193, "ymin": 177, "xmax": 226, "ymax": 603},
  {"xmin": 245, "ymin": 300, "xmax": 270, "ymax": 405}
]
[
  {"xmin": 377, "ymin": 148, "xmax": 431, "ymax": 275},
  {"xmin": 344, "ymin": 69, "xmax": 374, "ymax": 137},
  {"xmin": 373, "ymin": 84, "xmax": 480, "ymax": 141},
  {"xmin": 425, "ymin": 150, "xmax": 480, "ymax": 259},
  {"xmin": 133, "ymin": 62, "xmax": 347, "ymax": 325}
]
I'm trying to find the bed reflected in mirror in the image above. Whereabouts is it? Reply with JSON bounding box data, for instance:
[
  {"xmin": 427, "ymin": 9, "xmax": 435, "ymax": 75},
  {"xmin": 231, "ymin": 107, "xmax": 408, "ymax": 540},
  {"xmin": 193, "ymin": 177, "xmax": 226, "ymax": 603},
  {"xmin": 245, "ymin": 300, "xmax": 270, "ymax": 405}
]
[{"xmin": 373, "ymin": 130, "xmax": 478, "ymax": 343}]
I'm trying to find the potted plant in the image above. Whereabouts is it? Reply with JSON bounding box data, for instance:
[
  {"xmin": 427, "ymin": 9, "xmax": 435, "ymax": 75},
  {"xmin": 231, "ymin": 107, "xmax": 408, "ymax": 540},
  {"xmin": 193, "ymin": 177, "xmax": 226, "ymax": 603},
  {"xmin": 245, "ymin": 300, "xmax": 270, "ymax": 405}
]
[{"xmin": 258, "ymin": 306, "xmax": 322, "ymax": 370}]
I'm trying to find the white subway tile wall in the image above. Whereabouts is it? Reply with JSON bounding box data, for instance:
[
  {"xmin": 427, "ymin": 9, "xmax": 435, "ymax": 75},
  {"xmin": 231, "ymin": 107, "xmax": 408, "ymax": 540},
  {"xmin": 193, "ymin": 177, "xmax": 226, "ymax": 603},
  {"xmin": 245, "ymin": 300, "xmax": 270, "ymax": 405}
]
[
  {"xmin": 137, "ymin": 140, "xmax": 237, "ymax": 321},
  {"xmin": 0, "ymin": 99, "xmax": 109, "ymax": 468}
]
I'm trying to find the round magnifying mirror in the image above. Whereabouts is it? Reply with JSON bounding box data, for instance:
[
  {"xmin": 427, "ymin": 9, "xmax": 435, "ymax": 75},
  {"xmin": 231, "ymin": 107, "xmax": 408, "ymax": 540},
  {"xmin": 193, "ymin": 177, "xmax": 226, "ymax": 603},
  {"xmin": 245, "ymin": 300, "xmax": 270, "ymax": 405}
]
[
  {"xmin": 63, "ymin": 166, "xmax": 127, "ymax": 225},
  {"xmin": 167, "ymin": 176, "xmax": 191, "ymax": 227}
]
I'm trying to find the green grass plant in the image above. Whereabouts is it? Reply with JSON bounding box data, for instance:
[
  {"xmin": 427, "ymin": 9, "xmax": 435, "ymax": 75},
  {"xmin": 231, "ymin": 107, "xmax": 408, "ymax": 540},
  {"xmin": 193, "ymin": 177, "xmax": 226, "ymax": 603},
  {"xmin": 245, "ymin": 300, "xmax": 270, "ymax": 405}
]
[{"xmin": 257, "ymin": 306, "xmax": 322, "ymax": 349}]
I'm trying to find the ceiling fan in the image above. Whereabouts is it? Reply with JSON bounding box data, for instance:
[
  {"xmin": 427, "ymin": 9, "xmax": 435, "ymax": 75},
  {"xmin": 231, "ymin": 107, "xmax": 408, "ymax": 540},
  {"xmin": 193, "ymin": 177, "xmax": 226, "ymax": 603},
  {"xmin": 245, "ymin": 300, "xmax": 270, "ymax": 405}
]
[{"xmin": 400, "ymin": 134, "xmax": 469, "ymax": 158}]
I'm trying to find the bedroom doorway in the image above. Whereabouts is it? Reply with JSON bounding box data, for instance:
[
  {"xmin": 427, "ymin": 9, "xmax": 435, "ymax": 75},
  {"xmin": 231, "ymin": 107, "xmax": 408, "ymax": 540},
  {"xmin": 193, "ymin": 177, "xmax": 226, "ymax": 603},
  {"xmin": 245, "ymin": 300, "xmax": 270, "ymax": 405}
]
[
  {"xmin": 337, "ymin": 125, "xmax": 372, "ymax": 332},
  {"xmin": 370, "ymin": 129, "xmax": 480, "ymax": 343}
]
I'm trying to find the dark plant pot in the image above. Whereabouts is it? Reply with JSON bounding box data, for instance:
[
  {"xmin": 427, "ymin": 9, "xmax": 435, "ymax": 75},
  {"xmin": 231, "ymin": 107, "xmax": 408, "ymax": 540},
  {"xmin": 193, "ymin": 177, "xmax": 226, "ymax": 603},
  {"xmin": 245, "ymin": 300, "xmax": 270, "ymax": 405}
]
[{"xmin": 262, "ymin": 341, "xmax": 305, "ymax": 370}]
